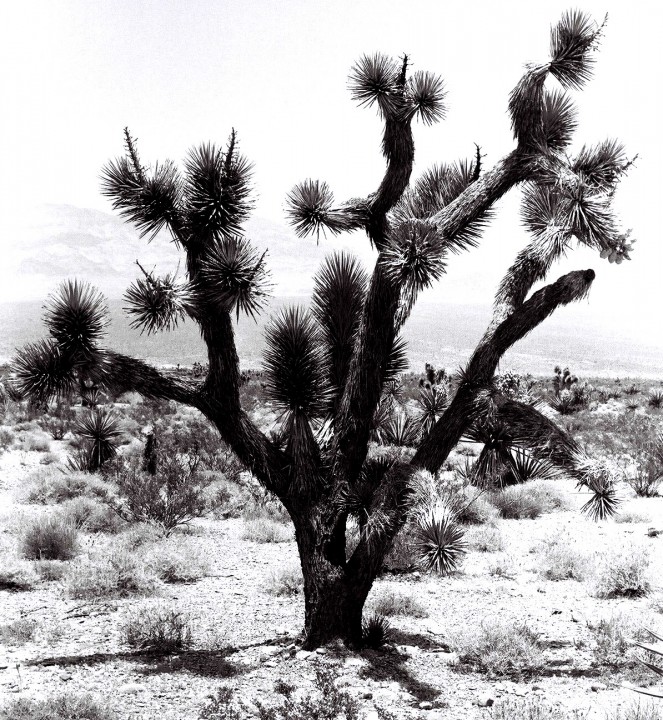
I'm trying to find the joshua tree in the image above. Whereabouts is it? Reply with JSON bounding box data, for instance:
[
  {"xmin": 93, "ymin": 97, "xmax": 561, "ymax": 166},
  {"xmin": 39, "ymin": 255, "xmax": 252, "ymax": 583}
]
[{"xmin": 13, "ymin": 11, "xmax": 633, "ymax": 648}]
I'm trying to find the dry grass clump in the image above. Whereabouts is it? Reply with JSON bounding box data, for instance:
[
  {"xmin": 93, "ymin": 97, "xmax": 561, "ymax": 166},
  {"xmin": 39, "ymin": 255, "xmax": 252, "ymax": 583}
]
[
  {"xmin": 242, "ymin": 517, "xmax": 292, "ymax": 543},
  {"xmin": 122, "ymin": 601, "xmax": 194, "ymax": 653},
  {"xmin": 0, "ymin": 556, "xmax": 38, "ymax": 590},
  {"xmin": 607, "ymin": 703, "xmax": 663, "ymax": 720},
  {"xmin": 65, "ymin": 548, "xmax": 161, "ymax": 599},
  {"xmin": 590, "ymin": 542, "xmax": 652, "ymax": 598},
  {"xmin": 20, "ymin": 515, "xmax": 79, "ymax": 561},
  {"xmin": 588, "ymin": 612, "xmax": 645, "ymax": 668},
  {"xmin": 144, "ymin": 536, "xmax": 211, "ymax": 583},
  {"xmin": 0, "ymin": 617, "xmax": 39, "ymax": 646},
  {"xmin": 0, "ymin": 694, "xmax": 116, "ymax": 720},
  {"xmin": 465, "ymin": 525, "xmax": 505, "ymax": 553},
  {"xmin": 450, "ymin": 617, "xmax": 544, "ymax": 676},
  {"xmin": 614, "ymin": 509, "xmax": 652, "ymax": 524},
  {"xmin": 266, "ymin": 563, "xmax": 304, "ymax": 596},
  {"xmin": 23, "ymin": 470, "xmax": 110, "ymax": 505},
  {"xmin": 18, "ymin": 429, "xmax": 52, "ymax": 453},
  {"xmin": 491, "ymin": 698, "xmax": 587, "ymax": 720},
  {"xmin": 490, "ymin": 481, "xmax": 568, "ymax": 520},
  {"xmin": 58, "ymin": 496, "xmax": 123, "ymax": 533},
  {"xmin": 34, "ymin": 559, "xmax": 68, "ymax": 581},
  {"xmin": 535, "ymin": 535, "xmax": 591, "ymax": 581},
  {"xmin": 487, "ymin": 554, "xmax": 518, "ymax": 579},
  {"xmin": 369, "ymin": 585, "xmax": 429, "ymax": 618}
]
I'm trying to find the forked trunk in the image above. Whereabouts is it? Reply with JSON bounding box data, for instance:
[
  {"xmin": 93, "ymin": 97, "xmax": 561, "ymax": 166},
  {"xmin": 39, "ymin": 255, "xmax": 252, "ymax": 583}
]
[{"xmin": 292, "ymin": 502, "xmax": 376, "ymax": 650}]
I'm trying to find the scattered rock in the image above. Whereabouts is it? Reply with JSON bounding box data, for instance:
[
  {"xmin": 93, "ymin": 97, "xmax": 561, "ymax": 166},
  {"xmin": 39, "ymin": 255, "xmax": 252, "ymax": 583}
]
[
  {"xmin": 419, "ymin": 700, "xmax": 433, "ymax": 709},
  {"xmin": 591, "ymin": 683, "xmax": 607, "ymax": 692},
  {"xmin": 295, "ymin": 650, "xmax": 312, "ymax": 660},
  {"xmin": 120, "ymin": 683, "xmax": 143, "ymax": 695},
  {"xmin": 477, "ymin": 695, "xmax": 494, "ymax": 707}
]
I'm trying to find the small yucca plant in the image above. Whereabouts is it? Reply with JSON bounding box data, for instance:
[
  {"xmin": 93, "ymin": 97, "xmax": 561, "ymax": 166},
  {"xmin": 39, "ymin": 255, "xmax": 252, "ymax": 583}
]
[
  {"xmin": 412, "ymin": 505, "xmax": 466, "ymax": 574},
  {"xmin": 649, "ymin": 389, "xmax": 663, "ymax": 409},
  {"xmin": 361, "ymin": 612, "xmax": 392, "ymax": 649},
  {"xmin": 74, "ymin": 407, "xmax": 122, "ymax": 471}
]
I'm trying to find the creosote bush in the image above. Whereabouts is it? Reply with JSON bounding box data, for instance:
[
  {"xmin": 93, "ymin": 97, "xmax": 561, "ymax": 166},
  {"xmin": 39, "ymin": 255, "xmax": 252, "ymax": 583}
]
[
  {"xmin": 0, "ymin": 557, "xmax": 38, "ymax": 591},
  {"xmin": 122, "ymin": 602, "xmax": 194, "ymax": 653},
  {"xmin": 465, "ymin": 525, "xmax": 505, "ymax": 553},
  {"xmin": 0, "ymin": 617, "xmax": 39, "ymax": 646},
  {"xmin": 20, "ymin": 515, "xmax": 79, "ymax": 561},
  {"xmin": 535, "ymin": 534, "xmax": 591, "ymax": 581},
  {"xmin": 144, "ymin": 536, "xmax": 211, "ymax": 583}
]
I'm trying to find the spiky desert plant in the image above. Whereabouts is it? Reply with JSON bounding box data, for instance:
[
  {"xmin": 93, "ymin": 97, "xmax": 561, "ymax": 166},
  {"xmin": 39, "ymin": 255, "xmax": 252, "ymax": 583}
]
[
  {"xmin": 649, "ymin": 389, "xmax": 663, "ymax": 409},
  {"xmin": 361, "ymin": 612, "xmax": 392, "ymax": 649},
  {"xmin": 414, "ymin": 384, "xmax": 448, "ymax": 439},
  {"xmin": 412, "ymin": 505, "xmax": 466, "ymax": 574},
  {"xmin": 627, "ymin": 627, "xmax": 663, "ymax": 698},
  {"xmin": 73, "ymin": 407, "xmax": 122, "ymax": 471},
  {"xmin": 13, "ymin": 11, "xmax": 633, "ymax": 650}
]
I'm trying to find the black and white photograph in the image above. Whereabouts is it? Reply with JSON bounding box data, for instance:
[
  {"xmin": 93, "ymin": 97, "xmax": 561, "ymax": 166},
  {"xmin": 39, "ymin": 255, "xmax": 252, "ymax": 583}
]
[{"xmin": 0, "ymin": 1, "xmax": 662, "ymax": 717}]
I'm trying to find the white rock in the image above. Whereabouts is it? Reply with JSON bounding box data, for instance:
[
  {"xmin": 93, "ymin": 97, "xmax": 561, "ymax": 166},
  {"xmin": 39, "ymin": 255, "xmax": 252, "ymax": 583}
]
[
  {"xmin": 477, "ymin": 695, "xmax": 494, "ymax": 707},
  {"xmin": 295, "ymin": 650, "xmax": 312, "ymax": 660}
]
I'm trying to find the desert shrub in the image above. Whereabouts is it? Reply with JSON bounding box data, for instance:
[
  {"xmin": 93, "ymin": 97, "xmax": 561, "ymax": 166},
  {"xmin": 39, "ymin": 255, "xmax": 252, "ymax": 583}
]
[
  {"xmin": 369, "ymin": 586, "xmax": 428, "ymax": 618},
  {"xmin": 0, "ymin": 557, "xmax": 38, "ymax": 590},
  {"xmin": 34, "ymin": 559, "xmax": 68, "ymax": 581},
  {"xmin": 241, "ymin": 492, "xmax": 290, "ymax": 523},
  {"xmin": 38, "ymin": 415, "xmax": 69, "ymax": 440},
  {"xmin": 242, "ymin": 517, "xmax": 292, "ymax": 543},
  {"xmin": 144, "ymin": 537, "xmax": 211, "ymax": 583},
  {"xmin": 102, "ymin": 454, "xmax": 212, "ymax": 535},
  {"xmin": 412, "ymin": 470, "xmax": 497, "ymax": 525},
  {"xmin": 236, "ymin": 666, "xmax": 360, "ymax": 720},
  {"xmin": 65, "ymin": 548, "xmax": 161, "ymax": 598},
  {"xmin": 589, "ymin": 612, "xmax": 646, "ymax": 668},
  {"xmin": 490, "ymin": 481, "xmax": 566, "ymax": 520},
  {"xmin": 200, "ymin": 687, "xmax": 242, "ymax": 720},
  {"xmin": 23, "ymin": 470, "xmax": 111, "ymax": 505},
  {"xmin": 0, "ymin": 694, "xmax": 116, "ymax": 720},
  {"xmin": 615, "ymin": 509, "xmax": 652, "ymax": 524},
  {"xmin": 59, "ymin": 496, "xmax": 123, "ymax": 533},
  {"xmin": 466, "ymin": 525, "xmax": 505, "ymax": 553},
  {"xmin": 0, "ymin": 427, "xmax": 14, "ymax": 452},
  {"xmin": 487, "ymin": 554, "xmax": 518, "ymax": 579},
  {"xmin": 491, "ymin": 698, "xmax": 586, "ymax": 720},
  {"xmin": 0, "ymin": 617, "xmax": 39, "ymax": 646},
  {"xmin": 627, "ymin": 471, "xmax": 663, "ymax": 498},
  {"xmin": 19, "ymin": 430, "xmax": 52, "ymax": 453},
  {"xmin": 267, "ymin": 563, "xmax": 303, "ymax": 596},
  {"xmin": 625, "ymin": 383, "xmax": 641, "ymax": 396},
  {"xmin": 535, "ymin": 535, "xmax": 591, "ymax": 581},
  {"xmin": 607, "ymin": 704, "xmax": 663, "ymax": 720},
  {"xmin": 590, "ymin": 542, "xmax": 652, "ymax": 598},
  {"xmin": 20, "ymin": 515, "xmax": 79, "ymax": 561},
  {"xmin": 451, "ymin": 617, "xmax": 544, "ymax": 676},
  {"xmin": 122, "ymin": 602, "xmax": 193, "ymax": 653}
]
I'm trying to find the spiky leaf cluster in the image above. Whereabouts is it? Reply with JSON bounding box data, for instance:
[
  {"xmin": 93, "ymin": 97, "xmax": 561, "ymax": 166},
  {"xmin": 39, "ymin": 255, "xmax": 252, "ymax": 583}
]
[
  {"xmin": 199, "ymin": 236, "xmax": 271, "ymax": 319},
  {"xmin": 124, "ymin": 270, "xmax": 193, "ymax": 334},
  {"xmin": 285, "ymin": 180, "xmax": 361, "ymax": 239},
  {"xmin": 361, "ymin": 613, "xmax": 392, "ymax": 649},
  {"xmin": 414, "ymin": 385, "xmax": 448, "ymax": 439},
  {"xmin": 413, "ymin": 506, "xmax": 466, "ymax": 574},
  {"xmin": 74, "ymin": 407, "xmax": 122, "ymax": 471},
  {"xmin": 311, "ymin": 253, "xmax": 367, "ymax": 409},
  {"xmin": 44, "ymin": 280, "xmax": 108, "ymax": 357},
  {"xmin": 549, "ymin": 10, "xmax": 605, "ymax": 90},
  {"xmin": 12, "ymin": 340, "xmax": 77, "ymax": 401},
  {"xmin": 572, "ymin": 452, "xmax": 620, "ymax": 520},
  {"xmin": 183, "ymin": 138, "xmax": 254, "ymax": 243}
]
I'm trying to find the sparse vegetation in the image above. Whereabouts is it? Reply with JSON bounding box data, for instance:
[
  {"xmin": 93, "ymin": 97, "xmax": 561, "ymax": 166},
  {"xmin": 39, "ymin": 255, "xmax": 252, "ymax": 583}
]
[
  {"xmin": 590, "ymin": 542, "xmax": 652, "ymax": 598},
  {"xmin": 369, "ymin": 585, "xmax": 428, "ymax": 617},
  {"xmin": 0, "ymin": 694, "xmax": 116, "ymax": 720},
  {"xmin": 20, "ymin": 514, "xmax": 79, "ymax": 561},
  {"xmin": 266, "ymin": 563, "xmax": 304, "ymax": 596},
  {"xmin": 122, "ymin": 601, "xmax": 194, "ymax": 653}
]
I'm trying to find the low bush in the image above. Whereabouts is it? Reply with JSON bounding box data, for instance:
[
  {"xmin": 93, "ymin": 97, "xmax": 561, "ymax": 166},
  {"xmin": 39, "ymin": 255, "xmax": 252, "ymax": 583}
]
[
  {"xmin": 607, "ymin": 704, "xmax": 663, "ymax": 720},
  {"xmin": 267, "ymin": 563, "xmax": 304, "ymax": 596},
  {"xmin": 34, "ymin": 559, "xmax": 68, "ymax": 581},
  {"xmin": 615, "ymin": 509, "xmax": 652, "ymax": 524},
  {"xmin": 59, "ymin": 496, "xmax": 124, "ymax": 533},
  {"xmin": 369, "ymin": 586, "xmax": 428, "ymax": 618},
  {"xmin": 21, "ymin": 515, "xmax": 79, "ymax": 561},
  {"xmin": 65, "ymin": 548, "xmax": 161, "ymax": 599},
  {"xmin": 0, "ymin": 617, "xmax": 39, "ymax": 645},
  {"xmin": 102, "ymin": 454, "xmax": 213, "ymax": 535},
  {"xmin": 19, "ymin": 430, "xmax": 52, "ymax": 453},
  {"xmin": 23, "ymin": 470, "xmax": 111, "ymax": 505},
  {"xmin": 535, "ymin": 535, "xmax": 591, "ymax": 581},
  {"xmin": 0, "ymin": 427, "xmax": 14, "ymax": 452},
  {"xmin": 491, "ymin": 698, "xmax": 587, "ymax": 720},
  {"xmin": 0, "ymin": 557, "xmax": 38, "ymax": 590},
  {"xmin": 144, "ymin": 537, "xmax": 211, "ymax": 583},
  {"xmin": 589, "ymin": 612, "xmax": 647, "ymax": 668},
  {"xmin": 590, "ymin": 542, "xmax": 651, "ymax": 598},
  {"xmin": 122, "ymin": 602, "xmax": 193, "ymax": 653},
  {"xmin": 242, "ymin": 517, "xmax": 292, "ymax": 543},
  {"xmin": 490, "ymin": 481, "xmax": 567, "ymax": 520},
  {"xmin": 487, "ymin": 554, "xmax": 518, "ymax": 579},
  {"xmin": 450, "ymin": 617, "xmax": 544, "ymax": 676},
  {"xmin": 0, "ymin": 694, "xmax": 116, "ymax": 720},
  {"xmin": 466, "ymin": 525, "xmax": 504, "ymax": 553}
]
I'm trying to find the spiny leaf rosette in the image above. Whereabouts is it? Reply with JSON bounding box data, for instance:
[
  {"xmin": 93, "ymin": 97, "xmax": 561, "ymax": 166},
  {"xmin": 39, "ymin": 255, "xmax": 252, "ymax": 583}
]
[{"xmin": 13, "ymin": 11, "xmax": 635, "ymax": 651}]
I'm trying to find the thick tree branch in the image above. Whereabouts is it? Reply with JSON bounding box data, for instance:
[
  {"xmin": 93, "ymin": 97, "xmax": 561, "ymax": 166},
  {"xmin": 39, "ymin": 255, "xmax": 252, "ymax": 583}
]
[{"xmin": 412, "ymin": 268, "xmax": 595, "ymax": 471}]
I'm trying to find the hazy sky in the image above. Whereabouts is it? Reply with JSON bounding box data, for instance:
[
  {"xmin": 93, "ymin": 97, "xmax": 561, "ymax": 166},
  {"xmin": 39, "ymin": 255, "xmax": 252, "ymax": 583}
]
[{"xmin": 0, "ymin": 1, "xmax": 661, "ymax": 342}]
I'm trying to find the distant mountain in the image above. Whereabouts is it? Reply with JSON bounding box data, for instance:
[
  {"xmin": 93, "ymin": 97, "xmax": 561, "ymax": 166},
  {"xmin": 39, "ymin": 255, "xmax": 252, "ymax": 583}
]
[{"xmin": 2, "ymin": 204, "xmax": 374, "ymax": 302}]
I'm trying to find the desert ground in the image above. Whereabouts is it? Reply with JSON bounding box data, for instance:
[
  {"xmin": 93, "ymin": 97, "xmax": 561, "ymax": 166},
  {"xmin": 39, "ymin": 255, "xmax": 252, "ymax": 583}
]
[{"xmin": 1, "ymin": 368, "xmax": 663, "ymax": 720}]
